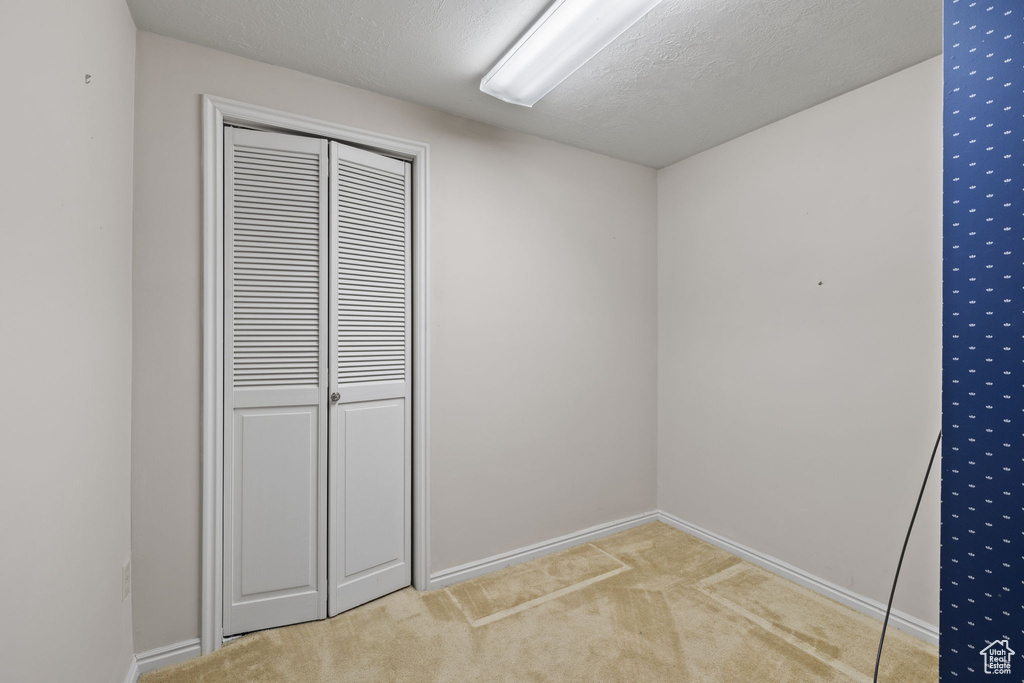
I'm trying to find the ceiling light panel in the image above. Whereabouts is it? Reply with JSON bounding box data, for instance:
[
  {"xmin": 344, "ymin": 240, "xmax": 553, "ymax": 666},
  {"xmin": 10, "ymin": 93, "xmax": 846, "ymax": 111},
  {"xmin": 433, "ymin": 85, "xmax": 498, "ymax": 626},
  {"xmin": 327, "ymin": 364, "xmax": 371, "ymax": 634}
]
[{"xmin": 480, "ymin": 0, "xmax": 663, "ymax": 107}]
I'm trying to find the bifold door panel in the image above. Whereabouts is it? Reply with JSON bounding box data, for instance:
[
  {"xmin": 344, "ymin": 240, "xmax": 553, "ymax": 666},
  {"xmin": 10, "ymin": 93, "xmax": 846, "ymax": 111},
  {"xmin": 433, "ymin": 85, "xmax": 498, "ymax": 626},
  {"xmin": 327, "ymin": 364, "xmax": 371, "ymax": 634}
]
[
  {"xmin": 223, "ymin": 127, "xmax": 411, "ymax": 636},
  {"xmin": 224, "ymin": 128, "xmax": 329, "ymax": 636},
  {"xmin": 329, "ymin": 142, "xmax": 412, "ymax": 616}
]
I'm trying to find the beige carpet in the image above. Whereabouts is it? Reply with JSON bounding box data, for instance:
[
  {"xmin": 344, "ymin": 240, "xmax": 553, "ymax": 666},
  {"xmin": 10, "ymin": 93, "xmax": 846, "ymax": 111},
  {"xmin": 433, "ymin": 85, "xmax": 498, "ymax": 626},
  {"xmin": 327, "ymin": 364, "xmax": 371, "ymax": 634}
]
[{"xmin": 143, "ymin": 522, "xmax": 937, "ymax": 682}]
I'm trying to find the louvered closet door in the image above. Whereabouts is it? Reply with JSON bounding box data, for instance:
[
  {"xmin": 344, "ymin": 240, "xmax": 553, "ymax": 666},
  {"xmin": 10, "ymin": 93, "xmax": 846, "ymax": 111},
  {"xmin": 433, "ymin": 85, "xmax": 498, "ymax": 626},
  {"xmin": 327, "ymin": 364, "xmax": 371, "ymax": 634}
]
[
  {"xmin": 328, "ymin": 142, "xmax": 412, "ymax": 616},
  {"xmin": 224, "ymin": 128, "xmax": 329, "ymax": 635}
]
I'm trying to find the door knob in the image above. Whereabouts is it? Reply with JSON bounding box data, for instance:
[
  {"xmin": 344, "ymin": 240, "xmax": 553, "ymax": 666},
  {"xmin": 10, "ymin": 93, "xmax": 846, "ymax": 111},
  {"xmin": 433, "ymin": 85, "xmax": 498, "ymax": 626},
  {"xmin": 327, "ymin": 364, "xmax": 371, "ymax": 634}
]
[{"xmin": 330, "ymin": 392, "xmax": 341, "ymax": 403}]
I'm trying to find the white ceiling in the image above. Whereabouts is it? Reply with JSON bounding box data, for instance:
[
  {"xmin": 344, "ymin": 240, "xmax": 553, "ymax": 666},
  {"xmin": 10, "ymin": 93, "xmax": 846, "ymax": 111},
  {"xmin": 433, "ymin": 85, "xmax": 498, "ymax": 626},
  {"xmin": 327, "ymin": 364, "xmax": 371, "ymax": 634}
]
[{"xmin": 125, "ymin": 0, "xmax": 941, "ymax": 168}]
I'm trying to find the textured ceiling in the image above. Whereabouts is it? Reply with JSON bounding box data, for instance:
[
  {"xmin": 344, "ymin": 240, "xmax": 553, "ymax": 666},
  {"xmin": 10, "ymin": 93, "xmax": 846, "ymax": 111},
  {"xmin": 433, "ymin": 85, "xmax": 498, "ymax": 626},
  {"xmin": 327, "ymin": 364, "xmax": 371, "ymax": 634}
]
[{"xmin": 125, "ymin": 0, "xmax": 941, "ymax": 168}]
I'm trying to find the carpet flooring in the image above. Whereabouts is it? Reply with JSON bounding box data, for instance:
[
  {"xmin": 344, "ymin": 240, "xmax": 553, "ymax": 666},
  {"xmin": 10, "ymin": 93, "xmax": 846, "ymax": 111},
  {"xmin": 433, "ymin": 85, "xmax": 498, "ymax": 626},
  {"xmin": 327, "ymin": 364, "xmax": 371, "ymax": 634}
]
[{"xmin": 142, "ymin": 521, "xmax": 938, "ymax": 682}]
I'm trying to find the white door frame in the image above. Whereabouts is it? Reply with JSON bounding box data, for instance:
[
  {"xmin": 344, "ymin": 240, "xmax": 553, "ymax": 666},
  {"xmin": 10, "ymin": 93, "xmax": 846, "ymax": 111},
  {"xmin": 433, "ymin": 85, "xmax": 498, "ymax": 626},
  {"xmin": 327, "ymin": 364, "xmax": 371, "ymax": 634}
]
[{"xmin": 200, "ymin": 95, "xmax": 431, "ymax": 654}]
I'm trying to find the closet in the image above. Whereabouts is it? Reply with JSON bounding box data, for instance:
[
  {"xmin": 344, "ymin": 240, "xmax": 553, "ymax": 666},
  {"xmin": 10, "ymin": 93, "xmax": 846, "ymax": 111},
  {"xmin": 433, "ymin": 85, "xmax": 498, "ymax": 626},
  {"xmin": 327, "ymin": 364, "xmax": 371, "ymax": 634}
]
[{"xmin": 221, "ymin": 127, "xmax": 412, "ymax": 635}]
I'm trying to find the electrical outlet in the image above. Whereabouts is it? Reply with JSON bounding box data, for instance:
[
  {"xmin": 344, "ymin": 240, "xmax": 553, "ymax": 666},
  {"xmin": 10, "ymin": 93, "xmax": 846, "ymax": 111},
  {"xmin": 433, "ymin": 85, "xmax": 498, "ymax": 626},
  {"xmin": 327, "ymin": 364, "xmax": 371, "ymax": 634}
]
[{"xmin": 122, "ymin": 561, "xmax": 131, "ymax": 601}]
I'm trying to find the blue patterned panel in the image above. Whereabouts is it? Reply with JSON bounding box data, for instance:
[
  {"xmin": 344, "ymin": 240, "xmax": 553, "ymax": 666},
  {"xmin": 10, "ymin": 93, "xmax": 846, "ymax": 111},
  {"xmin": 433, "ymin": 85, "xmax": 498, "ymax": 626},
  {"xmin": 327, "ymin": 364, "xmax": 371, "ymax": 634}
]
[{"xmin": 943, "ymin": 1, "xmax": 1024, "ymax": 679}]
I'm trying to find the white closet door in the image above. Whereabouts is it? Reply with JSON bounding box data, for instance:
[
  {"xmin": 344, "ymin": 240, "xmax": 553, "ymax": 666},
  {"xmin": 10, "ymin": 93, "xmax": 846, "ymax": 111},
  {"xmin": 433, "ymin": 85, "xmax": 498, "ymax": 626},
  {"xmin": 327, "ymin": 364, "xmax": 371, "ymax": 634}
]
[
  {"xmin": 223, "ymin": 127, "xmax": 329, "ymax": 635},
  {"xmin": 328, "ymin": 142, "xmax": 412, "ymax": 616}
]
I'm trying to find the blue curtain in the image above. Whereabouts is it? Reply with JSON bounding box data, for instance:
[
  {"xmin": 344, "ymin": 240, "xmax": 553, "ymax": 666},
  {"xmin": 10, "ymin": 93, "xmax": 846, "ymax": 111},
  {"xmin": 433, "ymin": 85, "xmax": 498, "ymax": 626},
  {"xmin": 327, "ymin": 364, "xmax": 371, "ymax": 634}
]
[{"xmin": 943, "ymin": 1, "xmax": 1024, "ymax": 678}]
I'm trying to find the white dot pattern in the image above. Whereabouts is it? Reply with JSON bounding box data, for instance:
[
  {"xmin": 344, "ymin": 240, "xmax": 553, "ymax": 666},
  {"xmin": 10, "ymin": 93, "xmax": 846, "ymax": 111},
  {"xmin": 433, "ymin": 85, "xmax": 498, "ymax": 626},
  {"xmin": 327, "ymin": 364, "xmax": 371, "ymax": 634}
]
[{"xmin": 943, "ymin": 0, "xmax": 1024, "ymax": 679}]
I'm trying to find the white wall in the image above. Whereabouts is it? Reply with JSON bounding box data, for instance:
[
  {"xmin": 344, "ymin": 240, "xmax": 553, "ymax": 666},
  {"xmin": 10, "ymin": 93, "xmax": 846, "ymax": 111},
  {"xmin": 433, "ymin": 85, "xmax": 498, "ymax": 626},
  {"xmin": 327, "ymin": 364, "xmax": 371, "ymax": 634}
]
[
  {"xmin": 131, "ymin": 32, "xmax": 658, "ymax": 651},
  {"xmin": 657, "ymin": 58, "xmax": 942, "ymax": 625},
  {"xmin": 0, "ymin": 1, "xmax": 136, "ymax": 681}
]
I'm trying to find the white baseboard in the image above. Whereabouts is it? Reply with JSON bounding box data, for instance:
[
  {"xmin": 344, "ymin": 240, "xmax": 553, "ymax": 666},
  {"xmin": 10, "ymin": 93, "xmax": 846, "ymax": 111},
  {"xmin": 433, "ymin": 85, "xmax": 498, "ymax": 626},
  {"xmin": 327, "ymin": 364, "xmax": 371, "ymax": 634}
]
[
  {"xmin": 122, "ymin": 656, "xmax": 139, "ymax": 683},
  {"xmin": 427, "ymin": 510, "xmax": 660, "ymax": 589},
  {"xmin": 125, "ymin": 638, "xmax": 202, "ymax": 681},
  {"xmin": 655, "ymin": 511, "xmax": 939, "ymax": 645}
]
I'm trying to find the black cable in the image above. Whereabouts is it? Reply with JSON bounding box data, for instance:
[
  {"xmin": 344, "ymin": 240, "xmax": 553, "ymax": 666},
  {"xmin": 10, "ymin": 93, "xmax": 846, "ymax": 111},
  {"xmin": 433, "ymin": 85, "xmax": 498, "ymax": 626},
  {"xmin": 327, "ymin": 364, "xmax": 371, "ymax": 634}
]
[{"xmin": 873, "ymin": 430, "xmax": 942, "ymax": 682}]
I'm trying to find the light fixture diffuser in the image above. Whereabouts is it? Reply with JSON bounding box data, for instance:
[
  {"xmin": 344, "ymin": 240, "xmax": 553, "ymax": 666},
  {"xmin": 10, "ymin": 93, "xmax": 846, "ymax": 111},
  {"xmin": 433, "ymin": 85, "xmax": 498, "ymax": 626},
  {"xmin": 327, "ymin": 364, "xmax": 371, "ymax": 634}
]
[{"xmin": 480, "ymin": 0, "xmax": 663, "ymax": 107}]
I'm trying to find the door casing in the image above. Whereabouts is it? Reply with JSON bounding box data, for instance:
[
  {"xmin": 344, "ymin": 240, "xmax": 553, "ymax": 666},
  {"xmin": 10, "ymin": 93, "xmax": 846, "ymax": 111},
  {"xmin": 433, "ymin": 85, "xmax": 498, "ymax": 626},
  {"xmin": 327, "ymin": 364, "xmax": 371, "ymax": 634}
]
[{"xmin": 201, "ymin": 95, "xmax": 431, "ymax": 654}]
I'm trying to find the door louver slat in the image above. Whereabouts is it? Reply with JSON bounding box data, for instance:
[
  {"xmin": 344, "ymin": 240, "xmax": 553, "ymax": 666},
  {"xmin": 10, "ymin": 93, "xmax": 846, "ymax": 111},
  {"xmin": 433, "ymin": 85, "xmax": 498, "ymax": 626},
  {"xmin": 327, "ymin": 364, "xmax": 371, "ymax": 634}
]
[
  {"xmin": 334, "ymin": 157, "xmax": 409, "ymax": 386},
  {"xmin": 231, "ymin": 142, "xmax": 323, "ymax": 389}
]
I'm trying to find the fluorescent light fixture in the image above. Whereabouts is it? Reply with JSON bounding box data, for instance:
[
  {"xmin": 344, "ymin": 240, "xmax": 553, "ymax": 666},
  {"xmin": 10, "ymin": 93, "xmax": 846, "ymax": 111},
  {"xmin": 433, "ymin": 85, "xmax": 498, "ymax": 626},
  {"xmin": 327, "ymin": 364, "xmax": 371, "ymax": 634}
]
[{"xmin": 480, "ymin": 0, "xmax": 663, "ymax": 107}]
